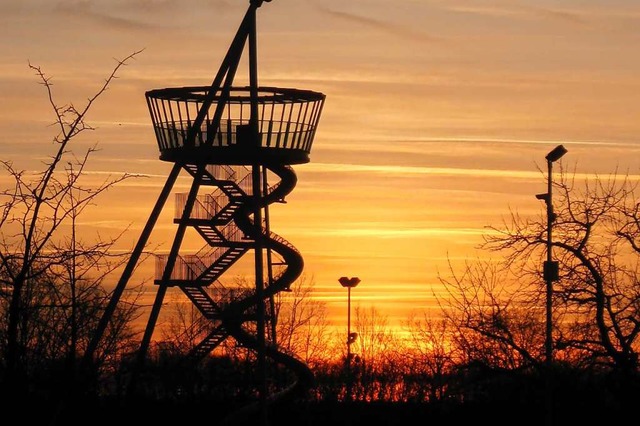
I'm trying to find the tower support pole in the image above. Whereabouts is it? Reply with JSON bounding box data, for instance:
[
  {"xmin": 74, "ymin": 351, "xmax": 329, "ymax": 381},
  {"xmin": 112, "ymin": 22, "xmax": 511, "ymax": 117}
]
[
  {"xmin": 252, "ymin": 164, "xmax": 268, "ymax": 425},
  {"xmin": 83, "ymin": 162, "xmax": 181, "ymax": 366},
  {"xmin": 129, "ymin": 164, "xmax": 205, "ymax": 394}
]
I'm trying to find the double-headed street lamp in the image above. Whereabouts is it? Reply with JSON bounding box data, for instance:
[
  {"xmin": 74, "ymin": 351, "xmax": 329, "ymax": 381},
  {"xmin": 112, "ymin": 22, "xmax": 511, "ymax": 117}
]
[{"xmin": 339, "ymin": 276, "xmax": 360, "ymax": 402}]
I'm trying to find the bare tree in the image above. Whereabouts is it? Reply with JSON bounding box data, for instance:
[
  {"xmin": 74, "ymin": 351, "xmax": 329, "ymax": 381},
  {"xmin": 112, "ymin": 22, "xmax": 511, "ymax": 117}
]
[
  {"xmin": 351, "ymin": 306, "xmax": 400, "ymax": 401},
  {"xmin": 403, "ymin": 311, "xmax": 459, "ymax": 403},
  {"xmin": 160, "ymin": 291, "xmax": 215, "ymax": 357},
  {"xmin": 274, "ymin": 273, "xmax": 332, "ymax": 367},
  {"xmin": 436, "ymin": 258, "xmax": 543, "ymax": 371},
  {"xmin": 435, "ymin": 168, "xmax": 640, "ymax": 373},
  {"xmin": 483, "ymin": 167, "xmax": 640, "ymax": 372},
  {"xmin": 0, "ymin": 51, "xmax": 144, "ymax": 396}
]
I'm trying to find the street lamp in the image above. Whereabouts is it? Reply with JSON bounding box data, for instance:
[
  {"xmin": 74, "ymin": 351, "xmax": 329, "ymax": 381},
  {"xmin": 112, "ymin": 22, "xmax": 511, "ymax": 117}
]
[
  {"xmin": 536, "ymin": 144, "xmax": 567, "ymax": 365},
  {"xmin": 339, "ymin": 276, "xmax": 360, "ymax": 402},
  {"xmin": 536, "ymin": 144, "xmax": 567, "ymax": 426}
]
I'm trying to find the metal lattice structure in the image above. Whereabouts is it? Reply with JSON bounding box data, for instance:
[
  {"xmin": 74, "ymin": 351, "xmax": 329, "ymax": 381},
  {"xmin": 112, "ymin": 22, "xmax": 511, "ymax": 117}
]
[{"xmin": 83, "ymin": 0, "xmax": 325, "ymax": 421}]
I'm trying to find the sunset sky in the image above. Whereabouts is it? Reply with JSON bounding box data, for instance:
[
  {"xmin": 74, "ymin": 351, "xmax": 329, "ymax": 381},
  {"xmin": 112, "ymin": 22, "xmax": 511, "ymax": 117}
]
[{"xmin": 1, "ymin": 0, "xmax": 639, "ymax": 335}]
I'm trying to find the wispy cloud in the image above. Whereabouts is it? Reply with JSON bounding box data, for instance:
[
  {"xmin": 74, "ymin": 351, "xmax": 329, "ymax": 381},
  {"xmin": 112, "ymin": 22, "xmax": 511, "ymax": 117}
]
[
  {"xmin": 50, "ymin": 0, "xmax": 244, "ymax": 33},
  {"xmin": 523, "ymin": 5, "xmax": 586, "ymax": 25},
  {"xmin": 290, "ymin": 226, "xmax": 495, "ymax": 238},
  {"xmin": 443, "ymin": 1, "xmax": 586, "ymax": 26},
  {"xmin": 303, "ymin": 162, "xmax": 541, "ymax": 179},
  {"xmin": 54, "ymin": 2, "xmax": 160, "ymax": 31},
  {"xmin": 316, "ymin": 6, "xmax": 442, "ymax": 44}
]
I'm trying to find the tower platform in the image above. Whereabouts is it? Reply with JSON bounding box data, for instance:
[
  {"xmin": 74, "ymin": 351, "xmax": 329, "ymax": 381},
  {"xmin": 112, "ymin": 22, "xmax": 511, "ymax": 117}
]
[{"xmin": 146, "ymin": 85, "xmax": 326, "ymax": 165}]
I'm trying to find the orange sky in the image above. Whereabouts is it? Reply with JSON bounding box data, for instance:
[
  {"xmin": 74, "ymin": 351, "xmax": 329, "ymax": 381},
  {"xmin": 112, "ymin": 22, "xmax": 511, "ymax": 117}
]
[{"xmin": 1, "ymin": 0, "xmax": 639, "ymax": 335}]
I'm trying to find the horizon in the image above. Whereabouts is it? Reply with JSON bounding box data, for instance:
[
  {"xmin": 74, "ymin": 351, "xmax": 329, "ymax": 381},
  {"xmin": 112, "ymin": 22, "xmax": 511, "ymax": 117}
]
[{"xmin": 1, "ymin": 0, "xmax": 639, "ymax": 336}]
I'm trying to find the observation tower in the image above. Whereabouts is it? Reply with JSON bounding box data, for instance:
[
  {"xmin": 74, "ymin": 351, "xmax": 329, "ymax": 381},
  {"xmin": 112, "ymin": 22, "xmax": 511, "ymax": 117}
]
[{"xmin": 85, "ymin": 0, "xmax": 325, "ymax": 421}]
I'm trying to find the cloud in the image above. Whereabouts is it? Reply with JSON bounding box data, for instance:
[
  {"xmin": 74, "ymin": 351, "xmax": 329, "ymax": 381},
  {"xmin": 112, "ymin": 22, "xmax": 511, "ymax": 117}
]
[
  {"xmin": 443, "ymin": 1, "xmax": 586, "ymax": 26},
  {"xmin": 50, "ymin": 0, "xmax": 244, "ymax": 31},
  {"xmin": 316, "ymin": 6, "xmax": 442, "ymax": 44},
  {"xmin": 53, "ymin": 1, "xmax": 161, "ymax": 31},
  {"xmin": 524, "ymin": 5, "xmax": 586, "ymax": 25}
]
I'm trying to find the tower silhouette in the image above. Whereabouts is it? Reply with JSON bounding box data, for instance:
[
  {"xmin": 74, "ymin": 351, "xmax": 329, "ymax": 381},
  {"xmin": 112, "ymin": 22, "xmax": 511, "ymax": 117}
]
[{"xmin": 83, "ymin": 0, "xmax": 325, "ymax": 419}]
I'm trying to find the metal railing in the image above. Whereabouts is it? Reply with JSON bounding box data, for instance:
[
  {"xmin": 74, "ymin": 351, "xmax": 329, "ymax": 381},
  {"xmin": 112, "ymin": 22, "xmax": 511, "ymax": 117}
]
[{"xmin": 146, "ymin": 86, "xmax": 325, "ymax": 156}]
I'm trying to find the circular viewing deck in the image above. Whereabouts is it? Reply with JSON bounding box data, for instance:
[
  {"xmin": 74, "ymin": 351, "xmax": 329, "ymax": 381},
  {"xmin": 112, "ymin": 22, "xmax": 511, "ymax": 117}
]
[{"xmin": 146, "ymin": 86, "xmax": 326, "ymax": 165}]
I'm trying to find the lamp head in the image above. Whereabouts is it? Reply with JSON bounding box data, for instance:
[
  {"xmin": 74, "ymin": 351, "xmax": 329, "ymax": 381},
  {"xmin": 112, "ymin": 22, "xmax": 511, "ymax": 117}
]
[
  {"xmin": 339, "ymin": 276, "xmax": 361, "ymax": 288},
  {"xmin": 536, "ymin": 193, "xmax": 550, "ymax": 202},
  {"xmin": 545, "ymin": 144, "xmax": 568, "ymax": 163}
]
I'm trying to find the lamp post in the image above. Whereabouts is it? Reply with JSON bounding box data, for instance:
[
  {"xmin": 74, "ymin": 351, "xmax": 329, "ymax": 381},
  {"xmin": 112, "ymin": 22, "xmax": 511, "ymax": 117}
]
[
  {"xmin": 536, "ymin": 144, "xmax": 567, "ymax": 426},
  {"xmin": 339, "ymin": 276, "xmax": 360, "ymax": 402},
  {"xmin": 536, "ymin": 144, "xmax": 567, "ymax": 365}
]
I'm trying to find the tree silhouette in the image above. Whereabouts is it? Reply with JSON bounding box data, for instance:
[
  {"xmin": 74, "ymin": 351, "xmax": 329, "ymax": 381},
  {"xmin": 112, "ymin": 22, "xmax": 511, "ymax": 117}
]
[
  {"xmin": 484, "ymin": 168, "xmax": 640, "ymax": 373},
  {"xmin": 0, "ymin": 51, "xmax": 144, "ymax": 399},
  {"xmin": 432, "ymin": 166, "xmax": 640, "ymax": 417}
]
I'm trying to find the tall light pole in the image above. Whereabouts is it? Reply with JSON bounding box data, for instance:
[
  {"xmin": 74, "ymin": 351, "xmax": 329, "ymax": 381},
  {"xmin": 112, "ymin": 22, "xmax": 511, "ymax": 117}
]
[
  {"xmin": 536, "ymin": 144, "xmax": 567, "ymax": 426},
  {"xmin": 339, "ymin": 276, "xmax": 360, "ymax": 402},
  {"xmin": 536, "ymin": 144, "xmax": 567, "ymax": 365}
]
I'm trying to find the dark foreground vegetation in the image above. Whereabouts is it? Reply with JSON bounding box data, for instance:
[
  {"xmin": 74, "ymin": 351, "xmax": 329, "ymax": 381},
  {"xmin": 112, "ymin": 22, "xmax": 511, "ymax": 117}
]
[
  {"xmin": 7, "ymin": 353, "xmax": 639, "ymax": 426},
  {"xmin": 13, "ymin": 381, "xmax": 640, "ymax": 426},
  {"xmin": 27, "ymin": 398, "xmax": 633, "ymax": 426}
]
